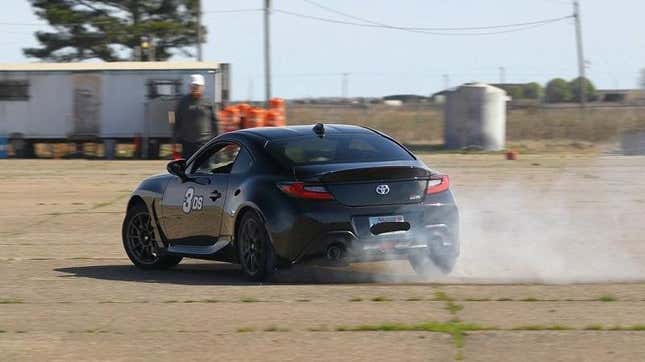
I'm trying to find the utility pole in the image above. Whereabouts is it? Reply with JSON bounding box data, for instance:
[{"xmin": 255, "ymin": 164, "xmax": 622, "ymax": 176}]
[
  {"xmin": 573, "ymin": 0, "xmax": 586, "ymax": 105},
  {"xmin": 499, "ymin": 66, "xmax": 506, "ymax": 84},
  {"xmin": 341, "ymin": 72, "xmax": 349, "ymax": 99},
  {"xmin": 264, "ymin": 0, "xmax": 272, "ymax": 105},
  {"xmin": 248, "ymin": 77, "xmax": 254, "ymax": 102},
  {"xmin": 196, "ymin": 0, "xmax": 203, "ymax": 61}
]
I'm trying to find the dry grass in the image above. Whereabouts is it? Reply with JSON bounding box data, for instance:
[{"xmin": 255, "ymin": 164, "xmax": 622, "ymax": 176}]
[{"xmin": 286, "ymin": 104, "xmax": 645, "ymax": 147}]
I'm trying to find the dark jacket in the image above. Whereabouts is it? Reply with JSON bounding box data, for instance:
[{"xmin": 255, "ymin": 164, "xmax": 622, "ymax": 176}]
[{"xmin": 173, "ymin": 95, "xmax": 218, "ymax": 143}]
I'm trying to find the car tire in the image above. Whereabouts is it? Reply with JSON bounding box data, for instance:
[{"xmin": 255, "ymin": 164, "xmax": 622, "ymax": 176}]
[
  {"xmin": 122, "ymin": 203, "xmax": 182, "ymax": 269},
  {"xmin": 236, "ymin": 210, "xmax": 275, "ymax": 281},
  {"xmin": 408, "ymin": 230, "xmax": 457, "ymax": 276},
  {"xmin": 409, "ymin": 253, "xmax": 455, "ymax": 276}
]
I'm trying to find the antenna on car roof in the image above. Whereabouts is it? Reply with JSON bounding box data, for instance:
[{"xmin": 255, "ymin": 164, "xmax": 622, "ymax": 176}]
[{"xmin": 313, "ymin": 123, "xmax": 325, "ymax": 138}]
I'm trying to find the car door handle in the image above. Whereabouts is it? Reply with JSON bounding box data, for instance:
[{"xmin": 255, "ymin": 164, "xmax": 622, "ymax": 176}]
[{"xmin": 209, "ymin": 190, "xmax": 222, "ymax": 201}]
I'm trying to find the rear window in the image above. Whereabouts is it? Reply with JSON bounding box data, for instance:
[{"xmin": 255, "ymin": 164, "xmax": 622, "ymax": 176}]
[{"xmin": 268, "ymin": 134, "xmax": 414, "ymax": 165}]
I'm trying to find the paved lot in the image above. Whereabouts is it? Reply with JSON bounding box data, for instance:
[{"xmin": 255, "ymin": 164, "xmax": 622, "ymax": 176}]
[{"xmin": 2, "ymin": 155, "xmax": 645, "ymax": 361}]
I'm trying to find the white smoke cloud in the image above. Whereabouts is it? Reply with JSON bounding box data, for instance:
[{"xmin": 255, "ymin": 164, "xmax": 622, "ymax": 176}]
[{"xmin": 453, "ymin": 157, "xmax": 645, "ymax": 284}]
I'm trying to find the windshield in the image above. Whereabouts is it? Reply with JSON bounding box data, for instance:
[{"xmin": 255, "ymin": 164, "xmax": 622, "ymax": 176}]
[{"xmin": 268, "ymin": 134, "xmax": 415, "ymax": 166}]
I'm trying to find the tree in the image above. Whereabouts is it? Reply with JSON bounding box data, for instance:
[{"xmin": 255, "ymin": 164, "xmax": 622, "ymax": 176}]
[
  {"xmin": 24, "ymin": 0, "xmax": 204, "ymax": 62},
  {"xmin": 522, "ymin": 82, "xmax": 544, "ymax": 100},
  {"xmin": 569, "ymin": 76, "xmax": 597, "ymax": 102},
  {"xmin": 545, "ymin": 78, "xmax": 572, "ymax": 103},
  {"xmin": 498, "ymin": 85, "xmax": 524, "ymax": 100}
]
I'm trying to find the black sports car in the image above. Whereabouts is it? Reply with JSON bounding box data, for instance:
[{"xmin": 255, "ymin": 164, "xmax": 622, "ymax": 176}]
[{"xmin": 122, "ymin": 124, "xmax": 459, "ymax": 280}]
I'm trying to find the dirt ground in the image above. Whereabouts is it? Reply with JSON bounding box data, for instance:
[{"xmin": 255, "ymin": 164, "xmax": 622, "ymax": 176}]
[{"xmin": 2, "ymin": 154, "xmax": 645, "ymax": 361}]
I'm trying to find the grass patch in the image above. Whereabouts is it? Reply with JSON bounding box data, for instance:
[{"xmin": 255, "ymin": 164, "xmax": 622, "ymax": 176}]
[
  {"xmin": 584, "ymin": 324, "xmax": 604, "ymax": 331},
  {"xmin": 464, "ymin": 298, "xmax": 491, "ymax": 302},
  {"xmin": 455, "ymin": 350, "xmax": 464, "ymax": 360},
  {"xmin": 598, "ymin": 295, "xmax": 617, "ymax": 302},
  {"xmin": 240, "ymin": 297, "xmax": 260, "ymax": 303},
  {"xmin": 183, "ymin": 300, "xmax": 197, "ymax": 303},
  {"xmin": 433, "ymin": 291, "xmax": 451, "ymax": 302},
  {"xmin": 520, "ymin": 297, "xmax": 539, "ymax": 302},
  {"xmin": 73, "ymin": 328, "xmax": 106, "ymax": 334},
  {"xmin": 609, "ymin": 325, "xmax": 645, "ymax": 331},
  {"xmin": 334, "ymin": 320, "xmax": 489, "ymax": 349},
  {"xmin": 371, "ymin": 296, "xmax": 392, "ymax": 302},
  {"xmin": 0, "ymin": 330, "xmax": 6, "ymax": 333},
  {"xmin": 163, "ymin": 300, "xmax": 178, "ymax": 304},
  {"xmin": 445, "ymin": 301, "xmax": 464, "ymax": 314},
  {"xmin": 349, "ymin": 297, "xmax": 363, "ymax": 302},
  {"xmin": 405, "ymin": 297, "xmax": 423, "ymax": 301},
  {"xmin": 0, "ymin": 298, "xmax": 24, "ymax": 304},
  {"xmin": 296, "ymin": 299, "xmax": 311, "ymax": 302},
  {"xmin": 511, "ymin": 324, "xmax": 572, "ymax": 331},
  {"xmin": 236, "ymin": 327, "xmax": 255, "ymax": 333},
  {"xmin": 496, "ymin": 298, "xmax": 513, "ymax": 301},
  {"xmin": 202, "ymin": 299, "xmax": 219, "ymax": 303},
  {"xmin": 263, "ymin": 325, "xmax": 289, "ymax": 332}
]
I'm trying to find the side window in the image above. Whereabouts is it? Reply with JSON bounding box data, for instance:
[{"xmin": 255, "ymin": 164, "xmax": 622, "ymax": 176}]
[
  {"xmin": 192, "ymin": 143, "xmax": 240, "ymax": 174},
  {"xmin": 0, "ymin": 80, "xmax": 29, "ymax": 101},
  {"xmin": 146, "ymin": 79, "xmax": 181, "ymax": 98},
  {"xmin": 231, "ymin": 147, "xmax": 254, "ymax": 174}
]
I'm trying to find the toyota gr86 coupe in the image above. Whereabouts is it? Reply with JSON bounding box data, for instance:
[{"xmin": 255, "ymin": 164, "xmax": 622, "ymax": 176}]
[{"xmin": 122, "ymin": 124, "xmax": 459, "ymax": 280}]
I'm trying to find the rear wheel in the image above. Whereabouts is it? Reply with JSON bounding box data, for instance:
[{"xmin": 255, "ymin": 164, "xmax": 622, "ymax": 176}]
[
  {"xmin": 408, "ymin": 230, "xmax": 457, "ymax": 276},
  {"xmin": 236, "ymin": 211, "xmax": 275, "ymax": 281},
  {"xmin": 122, "ymin": 203, "xmax": 182, "ymax": 269}
]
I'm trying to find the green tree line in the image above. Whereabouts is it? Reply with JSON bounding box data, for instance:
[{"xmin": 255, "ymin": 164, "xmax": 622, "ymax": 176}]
[{"xmin": 496, "ymin": 77, "xmax": 597, "ymax": 103}]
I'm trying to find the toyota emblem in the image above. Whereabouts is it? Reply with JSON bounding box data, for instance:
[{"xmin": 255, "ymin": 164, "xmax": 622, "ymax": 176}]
[{"xmin": 375, "ymin": 184, "xmax": 390, "ymax": 195}]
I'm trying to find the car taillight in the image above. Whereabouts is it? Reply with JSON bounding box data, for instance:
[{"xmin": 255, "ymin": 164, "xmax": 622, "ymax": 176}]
[
  {"xmin": 426, "ymin": 175, "xmax": 449, "ymax": 195},
  {"xmin": 277, "ymin": 182, "xmax": 334, "ymax": 200}
]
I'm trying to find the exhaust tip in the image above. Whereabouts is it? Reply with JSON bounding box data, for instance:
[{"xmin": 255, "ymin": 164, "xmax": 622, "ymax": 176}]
[{"xmin": 326, "ymin": 244, "xmax": 345, "ymax": 261}]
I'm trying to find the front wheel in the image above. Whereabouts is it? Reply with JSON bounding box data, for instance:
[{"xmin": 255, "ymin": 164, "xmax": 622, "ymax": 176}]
[
  {"xmin": 236, "ymin": 211, "xmax": 275, "ymax": 281},
  {"xmin": 122, "ymin": 203, "xmax": 182, "ymax": 269}
]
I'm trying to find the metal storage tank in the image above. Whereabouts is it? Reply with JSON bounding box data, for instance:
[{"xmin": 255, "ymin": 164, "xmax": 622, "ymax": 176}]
[{"xmin": 444, "ymin": 83, "xmax": 509, "ymax": 151}]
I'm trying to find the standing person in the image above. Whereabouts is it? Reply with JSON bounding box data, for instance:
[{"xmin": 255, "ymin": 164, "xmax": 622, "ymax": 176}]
[{"xmin": 173, "ymin": 74, "xmax": 218, "ymax": 159}]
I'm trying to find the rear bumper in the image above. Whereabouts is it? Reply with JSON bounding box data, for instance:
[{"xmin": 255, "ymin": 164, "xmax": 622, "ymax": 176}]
[
  {"xmin": 302, "ymin": 223, "xmax": 457, "ymax": 264},
  {"xmin": 275, "ymin": 194, "xmax": 459, "ymax": 265}
]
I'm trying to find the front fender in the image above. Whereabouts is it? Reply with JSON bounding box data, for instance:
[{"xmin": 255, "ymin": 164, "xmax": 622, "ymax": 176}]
[{"xmin": 127, "ymin": 174, "xmax": 172, "ymax": 244}]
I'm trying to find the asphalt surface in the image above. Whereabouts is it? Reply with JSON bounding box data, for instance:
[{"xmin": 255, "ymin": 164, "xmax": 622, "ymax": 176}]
[{"xmin": 2, "ymin": 155, "xmax": 645, "ymax": 361}]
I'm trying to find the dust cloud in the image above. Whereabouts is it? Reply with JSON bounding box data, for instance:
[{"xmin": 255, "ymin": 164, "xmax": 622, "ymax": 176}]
[{"xmin": 453, "ymin": 158, "xmax": 645, "ymax": 284}]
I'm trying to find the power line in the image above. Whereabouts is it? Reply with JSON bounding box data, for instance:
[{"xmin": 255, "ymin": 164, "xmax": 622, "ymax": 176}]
[
  {"xmin": 274, "ymin": 8, "xmax": 572, "ymax": 36},
  {"xmin": 301, "ymin": 0, "xmax": 571, "ymax": 32},
  {"xmin": 301, "ymin": 0, "xmax": 395, "ymax": 28}
]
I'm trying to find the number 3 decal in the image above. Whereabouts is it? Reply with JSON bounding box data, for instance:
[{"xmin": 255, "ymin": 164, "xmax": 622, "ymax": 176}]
[{"xmin": 182, "ymin": 187, "xmax": 203, "ymax": 214}]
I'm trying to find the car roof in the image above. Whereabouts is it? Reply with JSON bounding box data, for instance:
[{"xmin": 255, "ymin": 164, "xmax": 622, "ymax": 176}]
[{"xmin": 235, "ymin": 124, "xmax": 375, "ymax": 140}]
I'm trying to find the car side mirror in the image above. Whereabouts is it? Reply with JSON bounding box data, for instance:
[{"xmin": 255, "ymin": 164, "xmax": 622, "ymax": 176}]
[{"xmin": 167, "ymin": 159, "xmax": 187, "ymax": 179}]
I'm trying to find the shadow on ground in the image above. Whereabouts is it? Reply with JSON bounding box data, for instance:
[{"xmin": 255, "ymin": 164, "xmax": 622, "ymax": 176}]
[{"xmin": 54, "ymin": 262, "xmax": 422, "ymax": 286}]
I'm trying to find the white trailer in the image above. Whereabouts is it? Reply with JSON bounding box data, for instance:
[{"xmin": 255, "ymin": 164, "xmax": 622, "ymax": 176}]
[{"xmin": 0, "ymin": 61, "xmax": 230, "ymax": 157}]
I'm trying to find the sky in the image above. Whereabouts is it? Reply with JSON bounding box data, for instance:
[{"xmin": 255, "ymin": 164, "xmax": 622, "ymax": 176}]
[{"xmin": 1, "ymin": 0, "xmax": 644, "ymax": 100}]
